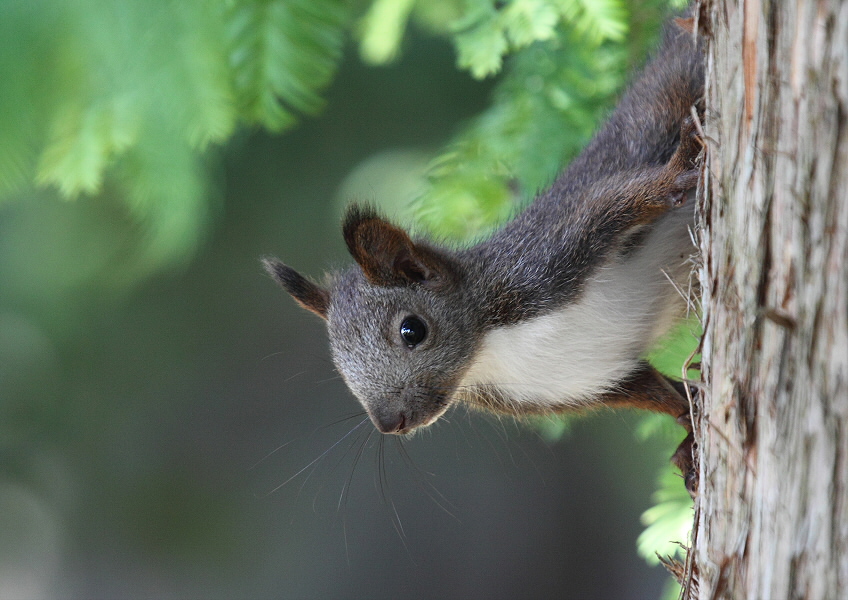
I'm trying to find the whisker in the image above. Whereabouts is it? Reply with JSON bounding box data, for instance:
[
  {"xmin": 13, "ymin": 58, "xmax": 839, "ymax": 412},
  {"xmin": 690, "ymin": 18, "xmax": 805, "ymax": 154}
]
[
  {"xmin": 250, "ymin": 411, "xmax": 367, "ymax": 471},
  {"xmin": 322, "ymin": 411, "xmax": 369, "ymax": 428},
  {"xmin": 313, "ymin": 423, "xmax": 371, "ymax": 512},
  {"xmin": 249, "ymin": 439, "xmax": 295, "ymax": 471},
  {"xmin": 260, "ymin": 417, "xmax": 370, "ymax": 497},
  {"xmin": 283, "ymin": 371, "xmax": 310, "ymax": 383},
  {"xmin": 307, "ymin": 352, "xmax": 336, "ymax": 366},
  {"xmin": 394, "ymin": 437, "xmax": 460, "ymax": 523},
  {"xmin": 375, "ymin": 436, "xmax": 414, "ymax": 562},
  {"xmin": 337, "ymin": 427, "xmax": 374, "ymax": 568},
  {"xmin": 337, "ymin": 427, "xmax": 374, "ymax": 512}
]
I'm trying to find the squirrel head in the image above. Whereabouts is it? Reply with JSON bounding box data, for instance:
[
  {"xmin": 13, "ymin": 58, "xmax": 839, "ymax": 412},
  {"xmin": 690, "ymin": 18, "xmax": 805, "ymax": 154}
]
[{"xmin": 264, "ymin": 206, "xmax": 481, "ymax": 434}]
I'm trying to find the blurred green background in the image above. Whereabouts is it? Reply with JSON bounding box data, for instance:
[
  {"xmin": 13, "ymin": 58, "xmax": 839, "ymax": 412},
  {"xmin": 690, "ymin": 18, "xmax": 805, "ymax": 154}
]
[{"xmin": 0, "ymin": 0, "xmax": 695, "ymax": 598}]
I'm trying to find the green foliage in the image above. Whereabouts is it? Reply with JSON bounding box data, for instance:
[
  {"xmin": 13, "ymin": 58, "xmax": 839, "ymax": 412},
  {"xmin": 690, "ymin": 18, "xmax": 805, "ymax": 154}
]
[
  {"xmin": 402, "ymin": 0, "xmax": 677, "ymax": 242},
  {"xmin": 638, "ymin": 465, "xmax": 693, "ymax": 600},
  {"xmin": 531, "ymin": 414, "xmax": 573, "ymax": 442},
  {"xmin": 0, "ymin": 0, "xmax": 685, "ymax": 271},
  {"xmin": 359, "ymin": 0, "xmax": 628, "ymax": 79},
  {"xmin": 228, "ymin": 0, "xmax": 348, "ymax": 132},
  {"xmin": 1, "ymin": 0, "xmax": 348, "ymax": 274},
  {"xmin": 358, "ymin": 0, "xmax": 418, "ymax": 64},
  {"xmin": 637, "ymin": 467, "xmax": 692, "ymax": 565},
  {"xmin": 414, "ymin": 27, "xmax": 627, "ymax": 240},
  {"xmin": 646, "ymin": 315, "xmax": 702, "ymax": 380}
]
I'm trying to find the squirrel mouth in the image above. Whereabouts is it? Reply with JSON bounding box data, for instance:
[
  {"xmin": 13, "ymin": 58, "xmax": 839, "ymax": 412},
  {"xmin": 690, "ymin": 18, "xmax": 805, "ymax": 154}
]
[
  {"xmin": 394, "ymin": 413, "xmax": 407, "ymax": 434},
  {"xmin": 370, "ymin": 403, "xmax": 451, "ymax": 435}
]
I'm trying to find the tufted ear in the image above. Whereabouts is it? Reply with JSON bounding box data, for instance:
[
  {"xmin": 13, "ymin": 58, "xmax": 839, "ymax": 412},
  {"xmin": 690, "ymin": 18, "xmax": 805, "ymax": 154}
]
[
  {"xmin": 342, "ymin": 205, "xmax": 454, "ymax": 288},
  {"xmin": 263, "ymin": 258, "xmax": 330, "ymax": 320}
]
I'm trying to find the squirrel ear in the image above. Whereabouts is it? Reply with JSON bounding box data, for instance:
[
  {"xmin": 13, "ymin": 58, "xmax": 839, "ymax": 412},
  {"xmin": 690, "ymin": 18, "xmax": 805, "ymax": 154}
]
[
  {"xmin": 263, "ymin": 258, "xmax": 330, "ymax": 320},
  {"xmin": 342, "ymin": 205, "xmax": 452, "ymax": 288}
]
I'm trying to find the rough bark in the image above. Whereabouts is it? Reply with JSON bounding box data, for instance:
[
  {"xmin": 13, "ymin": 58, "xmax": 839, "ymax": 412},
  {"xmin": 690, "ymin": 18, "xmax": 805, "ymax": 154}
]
[{"xmin": 692, "ymin": 0, "xmax": 848, "ymax": 598}]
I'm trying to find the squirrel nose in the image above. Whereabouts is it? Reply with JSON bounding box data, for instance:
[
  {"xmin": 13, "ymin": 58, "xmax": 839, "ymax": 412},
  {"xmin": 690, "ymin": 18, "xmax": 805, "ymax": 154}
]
[{"xmin": 373, "ymin": 411, "xmax": 407, "ymax": 434}]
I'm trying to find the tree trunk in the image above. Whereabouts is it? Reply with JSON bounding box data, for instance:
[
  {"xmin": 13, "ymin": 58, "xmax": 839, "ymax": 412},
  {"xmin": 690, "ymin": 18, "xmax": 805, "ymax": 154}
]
[{"xmin": 692, "ymin": 0, "xmax": 848, "ymax": 598}]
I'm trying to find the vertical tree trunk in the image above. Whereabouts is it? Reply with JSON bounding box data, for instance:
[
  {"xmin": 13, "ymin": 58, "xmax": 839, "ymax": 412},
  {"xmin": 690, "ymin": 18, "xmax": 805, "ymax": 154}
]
[{"xmin": 693, "ymin": 0, "xmax": 848, "ymax": 598}]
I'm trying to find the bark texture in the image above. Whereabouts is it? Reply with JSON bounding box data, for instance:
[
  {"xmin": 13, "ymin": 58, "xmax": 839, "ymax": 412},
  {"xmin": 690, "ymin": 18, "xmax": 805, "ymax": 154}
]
[{"xmin": 694, "ymin": 0, "xmax": 848, "ymax": 598}]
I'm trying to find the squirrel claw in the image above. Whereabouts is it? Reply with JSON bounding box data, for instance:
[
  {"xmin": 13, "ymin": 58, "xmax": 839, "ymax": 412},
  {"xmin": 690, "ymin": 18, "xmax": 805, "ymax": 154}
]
[
  {"xmin": 659, "ymin": 117, "xmax": 702, "ymax": 207},
  {"xmin": 672, "ymin": 431, "xmax": 699, "ymax": 498},
  {"xmin": 669, "ymin": 167, "xmax": 699, "ymax": 205},
  {"xmin": 676, "ymin": 410, "xmax": 693, "ymax": 432},
  {"xmin": 674, "ymin": 116, "xmax": 703, "ymax": 169}
]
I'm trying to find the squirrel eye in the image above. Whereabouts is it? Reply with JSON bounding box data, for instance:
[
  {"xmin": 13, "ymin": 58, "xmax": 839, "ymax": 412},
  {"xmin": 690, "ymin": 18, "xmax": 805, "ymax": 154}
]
[{"xmin": 399, "ymin": 316, "xmax": 427, "ymax": 347}]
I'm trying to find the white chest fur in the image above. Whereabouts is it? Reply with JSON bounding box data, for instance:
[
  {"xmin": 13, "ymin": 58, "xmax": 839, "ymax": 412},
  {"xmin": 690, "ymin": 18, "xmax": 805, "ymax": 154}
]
[{"xmin": 460, "ymin": 206, "xmax": 694, "ymax": 408}]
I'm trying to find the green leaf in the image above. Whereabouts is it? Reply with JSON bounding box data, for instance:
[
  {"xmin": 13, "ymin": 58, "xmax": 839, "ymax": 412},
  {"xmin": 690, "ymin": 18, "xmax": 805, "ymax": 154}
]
[
  {"xmin": 453, "ymin": 14, "xmax": 509, "ymax": 79},
  {"xmin": 503, "ymin": 0, "xmax": 560, "ymax": 47},
  {"xmin": 113, "ymin": 129, "xmax": 210, "ymax": 277},
  {"xmin": 226, "ymin": 0, "xmax": 348, "ymax": 132},
  {"xmin": 172, "ymin": 3, "xmax": 238, "ymax": 148},
  {"xmin": 645, "ymin": 316, "xmax": 702, "ymax": 380},
  {"xmin": 36, "ymin": 99, "xmax": 138, "ymax": 198},
  {"xmin": 637, "ymin": 467, "xmax": 692, "ymax": 565},
  {"xmin": 358, "ymin": 0, "xmax": 417, "ymax": 64},
  {"xmin": 556, "ymin": 0, "xmax": 629, "ymax": 44},
  {"xmin": 0, "ymin": 0, "xmax": 68, "ymax": 197},
  {"xmin": 446, "ymin": 0, "xmax": 632, "ymax": 79},
  {"xmin": 417, "ymin": 170, "xmax": 515, "ymax": 240},
  {"xmin": 410, "ymin": 0, "xmax": 465, "ymax": 34}
]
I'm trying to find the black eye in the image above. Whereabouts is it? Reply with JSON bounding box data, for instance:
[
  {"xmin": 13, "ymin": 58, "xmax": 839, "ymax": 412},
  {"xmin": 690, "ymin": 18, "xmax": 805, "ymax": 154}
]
[{"xmin": 400, "ymin": 316, "xmax": 427, "ymax": 347}]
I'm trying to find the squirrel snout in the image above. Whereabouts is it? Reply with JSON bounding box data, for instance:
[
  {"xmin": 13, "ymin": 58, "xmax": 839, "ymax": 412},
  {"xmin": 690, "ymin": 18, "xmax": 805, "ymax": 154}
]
[
  {"xmin": 371, "ymin": 409, "xmax": 408, "ymax": 434},
  {"xmin": 366, "ymin": 388, "xmax": 452, "ymax": 434}
]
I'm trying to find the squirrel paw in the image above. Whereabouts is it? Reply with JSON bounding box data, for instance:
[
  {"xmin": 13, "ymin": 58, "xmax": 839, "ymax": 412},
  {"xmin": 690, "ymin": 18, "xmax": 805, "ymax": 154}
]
[
  {"xmin": 663, "ymin": 117, "xmax": 703, "ymax": 206},
  {"xmin": 672, "ymin": 426, "xmax": 699, "ymax": 499},
  {"xmin": 674, "ymin": 116, "xmax": 704, "ymax": 168}
]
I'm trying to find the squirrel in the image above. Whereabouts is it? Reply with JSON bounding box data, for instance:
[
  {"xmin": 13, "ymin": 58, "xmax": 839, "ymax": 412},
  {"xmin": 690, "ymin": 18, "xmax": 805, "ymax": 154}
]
[{"xmin": 264, "ymin": 19, "xmax": 704, "ymax": 494}]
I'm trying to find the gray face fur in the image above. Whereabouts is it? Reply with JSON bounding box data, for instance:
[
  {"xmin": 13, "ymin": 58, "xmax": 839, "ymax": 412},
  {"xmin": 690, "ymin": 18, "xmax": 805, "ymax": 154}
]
[
  {"xmin": 263, "ymin": 206, "xmax": 484, "ymax": 435},
  {"xmin": 328, "ymin": 266, "xmax": 479, "ymax": 434}
]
